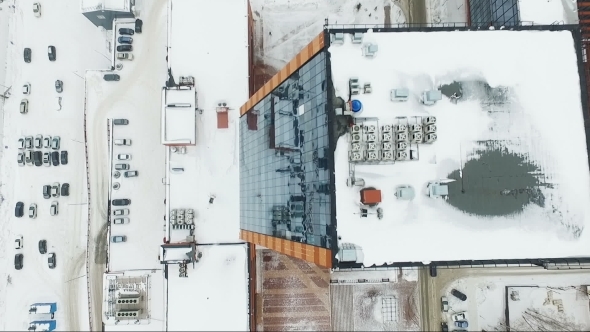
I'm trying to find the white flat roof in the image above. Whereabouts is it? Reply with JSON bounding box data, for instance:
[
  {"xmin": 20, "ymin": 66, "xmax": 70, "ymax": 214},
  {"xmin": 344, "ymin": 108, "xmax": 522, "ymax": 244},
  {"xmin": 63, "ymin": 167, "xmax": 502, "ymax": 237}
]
[
  {"xmin": 330, "ymin": 29, "xmax": 590, "ymax": 266},
  {"xmin": 167, "ymin": 244, "xmax": 250, "ymax": 331},
  {"xmin": 163, "ymin": 88, "xmax": 196, "ymax": 144},
  {"xmin": 81, "ymin": 0, "xmax": 129, "ymax": 12}
]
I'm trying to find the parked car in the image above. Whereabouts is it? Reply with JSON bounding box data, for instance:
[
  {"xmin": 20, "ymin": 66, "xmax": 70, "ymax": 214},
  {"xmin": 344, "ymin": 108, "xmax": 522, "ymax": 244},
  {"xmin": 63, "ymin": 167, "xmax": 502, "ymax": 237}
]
[
  {"xmin": 115, "ymin": 163, "xmax": 129, "ymax": 170},
  {"xmin": 454, "ymin": 321, "xmax": 468, "ymax": 329},
  {"xmin": 119, "ymin": 27, "xmax": 134, "ymax": 35},
  {"xmin": 18, "ymin": 137, "xmax": 25, "ymax": 149},
  {"xmin": 55, "ymin": 80, "xmax": 63, "ymax": 93},
  {"xmin": 441, "ymin": 296, "xmax": 449, "ymax": 312},
  {"xmin": 33, "ymin": 3, "xmax": 41, "ymax": 17},
  {"xmin": 112, "ymin": 199, "xmax": 131, "ymax": 206},
  {"xmin": 43, "ymin": 152, "xmax": 51, "ymax": 167},
  {"xmin": 38, "ymin": 240, "xmax": 47, "ymax": 254},
  {"xmin": 60, "ymin": 151, "xmax": 68, "ymax": 165},
  {"xmin": 14, "ymin": 254, "xmax": 23, "ymax": 270},
  {"xmin": 430, "ymin": 265, "xmax": 437, "ymax": 277},
  {"xmin": 441, "ymin": 322, "xmax": 449, "ymax": 332},
  {"xmin": 135, "ymin": 19, "xmax": 143, "ymax": 33},
  {"xmin": 48, "ymin": 45, "xmax": 56, "ymax": 61},
  {"xmin": 116, "ymin": 52, "xmax": 134, "ymax": 60},
  {"xmin": 25, "ymin": 150, "xmax": 33, "ymax": 165},
  {"xmin": 104, "ymin": 73, "xmax": 121, "ymax": 81},
  {"xmin": 43, "ymin": 185, "xmax": 51, "ymax": 199},
  {"xmin": 113, "ymin": 217, "xmax": 129, "ymax": 224},
  {"xmin": 61, "ymin": 183, "xmax": 69, "ymax": 197},
  {"xmin": 25, "ymin": 136, "xmax": 33, "ymax": 149},
  {"xmin": 113, "ymin": 209, "xmax": 129, "ymax": 216},
  {"xmin": 24, "ymin": 48, "xmax": 31, "ymax": 63},
  {"xmin": 51, "ymin": 151, "xmax": 59, "ymax": 166},
  {"xmin": 34, "ymin": 151, "xmax": 42, "ymax": 166},
  {"xmin": 118, "ymin": 36, "xmax": 133, "ymax": 44},
  {"xmin": 51, "ymin": 136, "xmax": 60, "ymax": 150},
  {"xmin": 15, "ymin": 235, "xmax": 23, "ymax": 249},
  {"xmin": 20, "ymin": 99, "xmax": 29, "ymax": 114},
  {"xmin": 43, "ymin": 136, "xmax": 51, "ymax": 148},
  {"xmin": 22, "ymin": 83, "xmax": 31, "ymax": 95},
  {"xmin": 15, "ymin": 202, "xmax": 24, "ymax": 218},
  {"xmin": 124, "ymin": 170, "xmax": 138, "ymax": 177},
  {"xmin": 48, "ymin": 253, "xmax": 56, "ymax": 269},
  {"xmin": 117, "ymin": 154, "xmax": 131, "ymax": 160},
  {"xmin": 29, "ymin": 203, "xmax": 37, "ymax": 218},
  {"xmin": 50, "ymin": 201, "xmax": 58, "ymax": 216},
  {"xmin": 34, "ymin": 135, "xmax": 43, "ymax": 148},
  {"xmin": 51, "ymin": 183, "xmax": 60, "ymax": 198},
  {"xmin": 18, "ymin": 152, "xmax": 25, "ymax": 166},
  {"xmin": 116, "ymin": 45, "xmax": 132, "ymax": 52},
  {"xmin": 452, "ymin": 312, "xmax": 468, "ymax": 322},
  {"xmin": 113, "ymin": 119, "xmax": 129, "ymax": 125},
  {"xmin": 111, "ymin": 235, "xmax": 127, "ymax": 243},
  {"xmin": 451, "ymin": 289, "xmax": 467, "ymax": 301},
  {"xmin": 113, "ymin": 139, "xmax": 131, "ymax": 146}
]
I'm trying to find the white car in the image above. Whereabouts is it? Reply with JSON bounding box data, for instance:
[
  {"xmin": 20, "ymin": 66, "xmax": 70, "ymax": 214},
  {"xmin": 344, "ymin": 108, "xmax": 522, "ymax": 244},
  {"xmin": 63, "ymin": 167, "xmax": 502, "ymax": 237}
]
[
  {"xmin": 25, "ymin": 136, "xmax": 33, "ymax": 149},
  {"xmin": 43, "ymin": 136, "xmax": 51, "ymax": 148},
  {"xmin": 18, "ymin": 137, "xmax": 25, "ymax": 149},
  {"xmin": 51, "ymin": 182, "xmax": 60, "ymax": 197},
  {"xmin": 113, "ymin": 209, "xmax": 129, "ymax": 216},
  {"xmin": 17, "ymin": 152, "xmax": 25, "ymax": 166},
  {"xmin": 51, "ymin": 136, "xmax": 60, "ymax": 150},
  {"xmin": 15, "ymin": 235, "xmax": 23, "ymax": 249},
  {"xmin": 33, "ymin": 3, "xmax": 41, "ymax": 17},
  {"xmin": 116, "ymin": 52, "xmax": 134, "ymax": 61},
  {"xmin": 117, "ymin": 154, "xmax": 131, "ymax": 160},
  {"xmin": 113, "ymin": 217, "xmax": 129, "ymax": 224},
  {"xmin": 43, "ymin": 152, "xmax": 51, "ymax": 167},
  {"xmin": 452, "ymin": 312, "xmax": 468, "ymax": 322},
  {"xmin": 25, "ymin": 150, "xmax": 33, "ymax": 165},
  {"xmin": 29, "ymin": 203, "xmax": 37, "ymax": 218},
  {"xmin": 50, "ymin": 201, "xmax": 58, "ymax": 216},
  {"xmin": 34, "ymin": 135, "xmax": 43, "ymax": 149},
  {"xmin": 22, "ymin": 83, "xmax": 31, "ymax": 95},
  {"xmin": 441, "ymin": 296, "xmax": 449, "ymax": 312}
]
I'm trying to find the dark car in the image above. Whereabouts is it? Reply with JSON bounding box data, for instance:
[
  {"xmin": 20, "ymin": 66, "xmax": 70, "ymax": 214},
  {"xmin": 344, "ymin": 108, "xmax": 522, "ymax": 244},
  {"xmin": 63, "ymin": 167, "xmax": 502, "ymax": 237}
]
[
  {"xmin": 61, "ymin": 183, "xmax": 69, "ymax": 197},
  {"xmin": 112, "ymin": 199, "xmax": 131, "ymax": 206},
  {"xmin": 51, "ymin": 151, "xmax": 59, "ymax": 166},
  {"xmin": 14, "ymin": 254, "xmax": 23, "ymax": 270},
  {"xmin": 48, "ymin": 253, "xmax": 56, "ymax": 269},
  {"xmin": 116, "ymin": 45, "xmax": 132, "ymax": 52},
  {"xmin": 124, "ymin": 170, "xmax": 138, "ymax": 177},
  {"xmin": 441, "ymin": 322, "xmax": 449, "ymax": 332},
  {"xmin": 55, "ymin": 80, "xmax": 63, "ymax": 93},
  {"xmin": 135, "ymin": 19, "xmax": 143, "ymax": 33},
  {"xmin": 48, "ymin": 45, "xmax": 56, "ymax": 61},
  {"xmin": 43, "ymin": 185, "xmax": 51, "ymax": 199},
  {"xmin": 451, "ymin": 289, "xmax": 467, "ymax": 301},
  {"xmin": 60, "ymin": 151, "xmax": 68, "ymax": 165},
  {"xmin": 103, "ymin": 74, "xmax": 120, "ymax": 81},
  {"xmin": 113, "ymin": 119, "xmax": 128, "ymax": 125},
  {"xmin": 38, "ymin": 240, "xmax": 47, "ymax": 254},
  {"xmin": 429, "ymin": 265, "xmax": 437, "ymax": 277},
  {"xmin": 34, "ymin": 151, "xmax": 42, "ymax": 167},
  {"xmin": 118, "ymin": 36, "xmax": 133, "ymax": 44},
  {"xmin": 119, "ymin": 27, "xmax": 134, "ymax": 35},
  {"xmin": 15, "ymin": 202, "xmax": 24, "ymax": 217},
  {"xmin": 24, "ymin": 48, "xmax": 31, "ymax": 63}
]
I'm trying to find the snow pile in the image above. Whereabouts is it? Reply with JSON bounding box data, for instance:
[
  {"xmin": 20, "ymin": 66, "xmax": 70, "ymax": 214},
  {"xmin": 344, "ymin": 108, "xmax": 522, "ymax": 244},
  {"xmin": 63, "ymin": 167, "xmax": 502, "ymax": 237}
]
[{"xmin": 519, "ymin": 0, "xmax": 578, "ymax": 25}]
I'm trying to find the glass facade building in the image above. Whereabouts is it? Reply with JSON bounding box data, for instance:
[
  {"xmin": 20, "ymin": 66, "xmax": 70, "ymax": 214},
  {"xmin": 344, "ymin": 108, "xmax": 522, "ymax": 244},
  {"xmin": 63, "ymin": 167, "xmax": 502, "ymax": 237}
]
[{"xmin": 468, "ymin": 0, "xmax": 520, "ymax": 26}]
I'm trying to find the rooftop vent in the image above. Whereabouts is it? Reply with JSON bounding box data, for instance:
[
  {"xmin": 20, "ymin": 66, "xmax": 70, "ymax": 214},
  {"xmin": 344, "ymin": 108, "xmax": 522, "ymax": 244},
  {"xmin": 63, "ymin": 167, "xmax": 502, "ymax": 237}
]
[
  {"xmin": 395, "ymin": 124, "xmax": 407, "ymax": 132},
  {"xmin": 396, "ymin": 133, "xmax": 408, "ymax": 142},
  {"xmin": 349, "ymin": 151, "xmax": 364, "ymax": 162},
  {"xmin": 362, "ymin": 43, "xmax": 379, "ymax": 57},
  {"xmin": 424, "ymin": 124, "xmax": 437, "ymax": 133},
  {"xmin": 390, "ymin": 88, "xmax": 409, "ymax": 102},
  {"xmin": 382, "ymin": 150, "xmax": 395, "ymax": 161},
  {"xmin": 421, "ymin": 90, "xmax": 442, "ymax": 106},
  {"xmin": 423, "ymin": 116, "xmax": 437, "ymax": 125},
  {"xmin": 382, "ymin": 142, "xmax": 393, "ymax": 150},
  {"xmin": 366, "ymin": 133, "xmax": 377, "ymax": 142},
  {"xmin": 381, "ymin": 125, "xmax": 392, "ymax": 133},
  {"xmin": 409, "ymin": 124, "xmax": 422, "ymax": 132},
  {"xmin": 382, "ymin": 132, "xmax": 393, "ymax": 142},
  {"xmin": 351, "ymin": 143, "xmax": 362, "ymax": 151},
  {"xmin": 397, "ymin": 141, "xmax": 408, "ymax": 150},
  {"xmin": 367, "ymin": 150, "xmax": 380, "ymax": 161},
  {"xmin": 351, "ymin": 32, "xmax": 364, "ymax": 44},
  {"xmin": 367, "ymin": 142, "xmax": 378, "ymax": 151},
  {"xmin": 332, "ymin": 33, "xmax": 345, "ymax": 45},
  {"xmin": 115, "ymin": 310, "xmax": 141, "ymax": 318},
  {"xmin": 351, "ymin": 133, "xmax": 362, "ymax": 143},
  {"xmin": 365, "ymin": 125, "xmax": 376, "ymax": 133},
  {"xmin": 396, "ymin": 151, "xmax": 408, "ymax": 161},
  {"xmin": 349, "ymin": 78, "xmax": 360, "ymax": 95},
  {"xmin": 351, "ymin": 124, "xmax": 362, "ymax": 134},
  {"xmin": 411, "ymin": 132, "xmax": 423, "ymax": 143},
  {"xmin": 424, "ymin": 133, "xmax": 437, "ymax": 143}
]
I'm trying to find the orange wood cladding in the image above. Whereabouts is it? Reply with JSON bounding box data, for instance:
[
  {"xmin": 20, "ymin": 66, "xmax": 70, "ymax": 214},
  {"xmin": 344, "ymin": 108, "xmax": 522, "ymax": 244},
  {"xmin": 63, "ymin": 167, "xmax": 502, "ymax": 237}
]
[
  {"xmin": 239, "ymin": 32, "xmax": 325, "ymax": 116},
  {"xmin": 240, "ymin": 230, "xmax": 332, "ymax": 268}
]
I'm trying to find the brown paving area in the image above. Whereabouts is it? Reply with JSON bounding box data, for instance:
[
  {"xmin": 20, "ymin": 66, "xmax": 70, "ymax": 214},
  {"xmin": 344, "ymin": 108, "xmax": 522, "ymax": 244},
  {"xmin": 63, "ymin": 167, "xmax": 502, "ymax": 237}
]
[{"xmin": 261, "ymin": 250, "xmax": 331, "ymax": 331}]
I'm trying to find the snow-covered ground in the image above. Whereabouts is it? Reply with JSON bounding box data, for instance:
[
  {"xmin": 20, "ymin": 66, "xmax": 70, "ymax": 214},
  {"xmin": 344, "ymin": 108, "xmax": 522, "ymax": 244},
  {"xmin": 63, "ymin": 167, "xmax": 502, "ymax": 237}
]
[
  {"xmin": 167, "ymin": 244, "xmax": 250, "ymax": 331},
  {"xmin": 425, "ymin": 0, "xmax": 467, "ymax": 24},
  {"xmin": 0, "ymin": 0, "xmax": 111, "ymax": 330},
  {"xmin": 519, "ymin": 0, "xmax": 579, "ymax": 25},
  {"xmin": 330, "ymin": 29, "xmax": 590, "ymax": 266},
  {"xmin": 441, "ymin": 269, "xmax": 590, "ymax": 331}
]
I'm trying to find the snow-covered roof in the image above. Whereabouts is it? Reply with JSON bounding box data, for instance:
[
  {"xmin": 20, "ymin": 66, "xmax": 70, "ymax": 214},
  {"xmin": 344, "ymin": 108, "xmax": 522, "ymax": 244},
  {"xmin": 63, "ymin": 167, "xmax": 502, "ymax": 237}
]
[
  {"xmin": 81, "ymin": 0, "xmax": 131, "ymax": 12},
  {"xmin": 162, "ymin": 89, "xmax": 196, "ymax": 145},
  {"xmin": 329, "ymin": 28, "xmax": 590, "ymax": 266}
]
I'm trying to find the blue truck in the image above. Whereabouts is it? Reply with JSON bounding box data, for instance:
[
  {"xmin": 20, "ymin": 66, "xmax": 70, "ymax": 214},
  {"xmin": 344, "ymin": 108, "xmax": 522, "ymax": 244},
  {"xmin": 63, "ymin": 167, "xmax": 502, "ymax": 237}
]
[
  {"xmin": 28, "ymin": 320, "xmax": 56, "ymax": 331},
  {"xmin": 29, "ymin": 303, "xmax": 57, "ymax": 319}
]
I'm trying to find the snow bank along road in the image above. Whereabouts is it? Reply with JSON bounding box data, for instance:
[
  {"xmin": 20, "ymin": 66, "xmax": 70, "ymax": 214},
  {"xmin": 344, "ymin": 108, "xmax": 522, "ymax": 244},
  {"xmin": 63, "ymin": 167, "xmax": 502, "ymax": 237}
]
[
  {"xmin": 0, "ymin": 0, "xmax": 110, "ymax": 330},
  {"xmin": 85, "ymin": 0, "xmax": 168, "ymax": 328}
]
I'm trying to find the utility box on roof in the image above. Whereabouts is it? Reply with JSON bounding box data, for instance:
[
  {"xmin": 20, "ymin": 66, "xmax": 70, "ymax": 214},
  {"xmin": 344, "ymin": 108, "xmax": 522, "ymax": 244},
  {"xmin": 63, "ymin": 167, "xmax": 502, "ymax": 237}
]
[{"xmin": 360, "ymin": 188, "xmax": 382, "ymax": 205}]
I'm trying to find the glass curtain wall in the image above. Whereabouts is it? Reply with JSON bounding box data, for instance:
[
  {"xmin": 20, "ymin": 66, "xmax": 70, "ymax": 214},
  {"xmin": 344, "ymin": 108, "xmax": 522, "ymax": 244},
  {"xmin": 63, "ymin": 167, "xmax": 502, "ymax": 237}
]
[{"xmin": 469, "ymin": 0, "xmax": 519, "ymax": 26}]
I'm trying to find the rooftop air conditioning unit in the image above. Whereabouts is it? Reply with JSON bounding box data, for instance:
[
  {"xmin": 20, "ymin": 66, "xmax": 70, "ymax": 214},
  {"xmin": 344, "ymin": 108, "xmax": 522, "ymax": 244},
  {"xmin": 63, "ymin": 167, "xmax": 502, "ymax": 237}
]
[
  {"xmin": 395, "ymin": 124, "xmax": 407, "ymax": 132},
  {"xmin": 351, "ymin": 143, "xmax": 362, "ymax": 151},
  {"xmin": 177, "ymin": 217, "xmax": 185, "ymax": 224},
  {"xmin": 351, "ymin": 133, "xmax": 362, "ymax": 143},
  {"xmin": 366, "ymin": 133, "xmax": 377, "ymax": 142},
  {"xmin": 423, "ymin": 116, "xmax": 436, "ymax": 125},
  {"xmin": 424, "ymin": 124, "xmax": 437, "ymax": 133},
  {"xmin": 396, "ymin": 133, "xmax": 408, "ymax": 142},
  {"xmin": 349, "ymin": 151, "xmax": 364, "ymax": 162},
  {"xmin": 185, "ymin": 218, "xmax": 193, "ymax": 224},
  {"xmin": 116, "ymin": 298, "xmax": 140, "ymax": 305},
  {"xmin": 186, "ymin": 209, "xmax": 194, "ymax": 215},
  {"xmin": 382, "ymin": 132, "xmax": 392, "ymax": 142},
  {"xmin": 349, "ymin": 78, "xmax": 360, "ymax": 95},
  {"xmin": 365, "ymin": 125, "xmax": 376, "ymax": 133},
  {"xmin": 170, "ymin": 216, "xmax": 177, "ymax": 225},
  {"xmin": 382, "ymin": 124, "xmax": 392, "ymax": 133},
  {"xmin": 178, "ymin": 209, "xmax": 185, "ymax": 215},
  {"xmin": 170, "ymin": 209, "xmax": 177, "ymax": 216},
  {"xmin": 382, "ymin": 150, "xmax": 395, "ymax": 161},
  {"xmin": 397, "ymin": 142, "xmax": 408, "ymax": 150},
  {"xmin": 424, "ymin": 133, "xmax": 437, "ymax": 143},
  {"xmin": 411, "ymin": 132, "xmax": 423, "ymax": 143},
  {"xmin": 367, "ymin": 142, "xmax": 378, "ymax": 151},
  {"xmin": 396, "ymin": 151, "xmax": 408, "ymax": 160},
  {"xmin": 382, "ymin": 142, "xmax": 393, "ymax": 150},
  {"xmin": 351, "ymin": 125, "xmax": 362, "ymax": 134},
  {"xmin": 367, "ymin": 150, "xmax": 380, "ymax": 161},
  {"xmin": 115, "ymin": 310, "xmax": 141, "ymax": 318},
  {"xmin": 409, "ymin": 124, "xmax": 422, "ymax": 132}
]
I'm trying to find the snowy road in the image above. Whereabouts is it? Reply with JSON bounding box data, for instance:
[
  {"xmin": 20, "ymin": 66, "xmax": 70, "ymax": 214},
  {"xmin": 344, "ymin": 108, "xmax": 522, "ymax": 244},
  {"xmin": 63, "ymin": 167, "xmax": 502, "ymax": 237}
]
[{"xmin": 0, "ymin": 0, "xmax": 110, "ymax": 330}]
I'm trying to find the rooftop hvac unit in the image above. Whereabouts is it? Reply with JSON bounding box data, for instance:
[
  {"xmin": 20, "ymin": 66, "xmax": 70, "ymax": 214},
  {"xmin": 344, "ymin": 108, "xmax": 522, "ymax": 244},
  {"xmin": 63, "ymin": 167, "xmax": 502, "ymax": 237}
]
[
  {"xmin": 178, "ymin": 209, "xmax": 185, "ymax": 215},
  {"xmin": 382, "ymin": 150, "xmax": 395, "ymax": 161},
  {"xmin": 351, "ymin": 143, "xmax": 362, "ymax": 151},
  {"xmin": 185, "ymin": 218, "xmax": 193, "ymax": 224},
  {"xmin": 119, "ymin": 291, "xmax": 140, "ymax": 298},
  {"xmin": 381, "ymin": 125, "xmax": 392, "ymax": 133},
  {"xmin": 382, "ymin": 132, "xmax": 392, "ymax": 142},
  {"xmin": 116, "ymin": 298, "xmax": 140, "ymax": 305},
  {"xmin": 396, "ymin": 151, "xmax": 408, "ymax": 160},
  {"xmin": 367, "ymin": 142, "xmax": 378, "ymax": 151},
  {"xmin": 423, "ymin": 116, "xmax": 437, "ymax": 125},
  {"xmin": 365, "ymin": 125, "xmax": 376, "ymax": 133},
  {"xmin": 115, "ymin": 310, "xmax": 141, "ymax": 318},
  {"xmin": 349, "ymin": 78, "xmax": 360, "ymax": 95},
  {"xmin": 409, "ymin": 124, "xmax": 422, "ymax": 132},
  {"xmin": 382, "ymin": 142, "xmax": 393, "ymax": 150},
  {"xmin": 170, "ymin": 209, "xmax": 177, "ymax": 216},
  {"xmin": 366, "ymin": 134, "xmax": 377, "ymax": 142},
  {"xmin": 351, "ymin": 125, "xmax": 362, "ymax": 134},
  {"xmin": 411, "ymin": 132, "xmax": 423, "ymax": 143},
  {"xmin": 396, "ymin": 133, "xmax": 408, "ymax": 142},
  {"xmin": 395, "ymin": 124, "xmax": 407, "ymax": 132},
  {"xmin": 186, "ymin": 209, "xmax": 194, "ymax": 215},
  {"xmin": 424, "ymin": 133, "xmax": 437, "ymax": 143},
  {"xmin": 351, "ymin": 133, "xmax": 362, "ymax": 143},
  {"xmin": 177, "ymin": 218, "xmax": 185, "ymax": 225},
  {"xmin": 367, "ymin": 150, "xmax": 380, "ymax": 161},
  {"xmin": 349, "ymin": 151, "xmax": 364, "ymax": 162},
  {"xmin": 424, "ymin": 124, "xmax": 437, "ymax": 133},
  {"xmin": 397, "ymin": 142, "xmax": 408, "ymax": 150},
  {"xmin": 390, "ymin": 88, "xmax": 409, "ymax": 102},
  {"xmin": 170, "ymin": 217, "xmax": 177, "ymax": 225}
]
